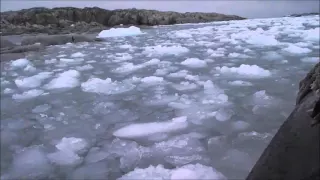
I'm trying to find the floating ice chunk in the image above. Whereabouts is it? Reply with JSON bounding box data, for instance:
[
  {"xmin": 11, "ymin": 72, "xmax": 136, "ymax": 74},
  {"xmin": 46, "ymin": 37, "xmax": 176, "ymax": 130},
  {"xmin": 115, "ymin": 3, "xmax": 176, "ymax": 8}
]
[
  {"xmin": 261, "ymin": 51, "xmax": 283, "ymax": 61},
  {"xmin": 97, "ymin": 26, "xmax": 143, "ymax": 38},
  {"xmin": 81, "ymin": 77, "xmax": 135, "ymax": 95},
  {"xmin": 56, "ymin": 137, "xmax": 88, "ymax": 153},
  {"xmin": 185, "ymin": 74, "xmax": 199, "ymax": 81},
  {"xmin": 24, "ymin": 64, "xmax": 37, "ymax": 72},
  {"xmin": 113, "ymin": 116, "xmax": 188, "ymax": 138},
  {"xmin": 71, "ymin": 52, "xmax": 86, "ymax": 58},
  {"xmin": 114, "ymin": 59, "xmax": 160, "ymax": 74},
  {"xmin": 76, "ymin": 64, "xmax": 94, "ymax": 71},
  {"xmin": 119, "ymin": 164, "xmax": 226, "ymax": 180},
  {"xmin": 229, "ymin": 80, "xmax": 253, "ymax": 86},
  {"xmin": 15, "ymin": 72, "xmax": 53, "ymax": 89},
  {"xmin": 215, "ymin": 108, "xmax": 234, "ymax": 122},
  {"xmin": 246, "ymin": 34, "xmax": 279, "ymax": 46},
  {"xmin": 221, "ymin": 149, "xmax": 254, "ymax": 171},
  {"xmin": 141, "ymin": 76, "xmax": 164, "ymax": 85},
  {"xmin": 114, "ymin": 53, "xmax": 133, "ymax": 61},
  {"xmin": 119, "ymin": 44, "xmax": 133, "ymax": 49},
  {"xmin": 145, "ymin": 94, "xmax": 179, "ymax": 106},
  {"xmin": 60, "ymin": 58, "xmax": 84, "ymax": 63},
  {"xmin": 181, "ymin": 58, "xmax": 207, "ymax": 68},
  {"xmin": 283, "ymin": 44, "xmax": 312, "ymax": 54},
  {"xmin": 11, "ymin": 58, "xmax": 31, "ymax": 69},
  {"xmin": 173, "ymin": 31, "xmax": 193, "ymax": 38},
  {"xmin": 3, "ymin": 88, "xmax": 15, "ymax": 94},
  {"xmin": 32, "ymin": 104, "xmax": 51, "ymax": 113},
  {"xmin": 172, "ymin": 81, "xmax": 198, "ymax": 91},
  {"xmin": 8, "ymin": 146, "xmax": 52, "ymax": 179},
  {"xmin": 45, "ymin": 59, "xmax": 57, "ymax": 64},
  {"xmin": 45, "ymin": 70, "xmax": 80, "ymax": 90},
  {"xmin": 47, "ymin": 150, "xmax": 82, "ymax": 166},
  {"xmin": 143, "ymin": 45, "xmax": 189, "ymax": 57},
  {"xmin": 57, "ymin": 54, "xmax": 67, "ymax": 58},
  {"xmin": 209, "ymin": 52, "xmax": 224, "ymax": 57},
  {"xmin": 216, "ymin": 64, "xmax": 271, "ymax": 78},
  {"xmin": 228, "ymin": 53, "xmax": 250, "ymax": 59},
  {"xmin": 301, "ymin": 57, "xmax": 319, "ymax": 63},
  {"xmin": 71, "ymin": 162, "xmax": 109, "ymax": 180},
  {"xmin": 12, "ymin": 89, "xmax": 44, "ymax": 101},
  {"xmin": 171, "ymin": 164, "xmax": 227, "ymax": 180},
  {"xmin": 303, "ymin": 28, "xmax": 320, "ymax": 42},
  {"xmin": 118, "ymin": 165, "xmax": 171, "ymax": 180},
  {"xmin": 231, "ymin": 121, "xmax": 250, "ymax": 131},
  {"xmin": 167, "ymin": 70, "xmax": 189, "ymax": 78},
  {"xmin": 154, "ymin": 69, "xmax": 169, "ymax": 76},
  {"xmin": 295, "ymin": 42, "xmax": 311, "ymax": 47}
]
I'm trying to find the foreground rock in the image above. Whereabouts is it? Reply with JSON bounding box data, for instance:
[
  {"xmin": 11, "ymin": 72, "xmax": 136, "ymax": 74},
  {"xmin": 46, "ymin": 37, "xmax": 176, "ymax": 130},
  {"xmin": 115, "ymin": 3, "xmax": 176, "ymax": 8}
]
[
  {"xmin": 0, "ymin": 34, "xmax": 103, "ymax": 61},
  {"xmin": 246, "ymin": 63, "xmax": 320, "ymax": 180},
  {"xmin": 0, "ymin": 7, "xmax": 245, "ymax": 35}
]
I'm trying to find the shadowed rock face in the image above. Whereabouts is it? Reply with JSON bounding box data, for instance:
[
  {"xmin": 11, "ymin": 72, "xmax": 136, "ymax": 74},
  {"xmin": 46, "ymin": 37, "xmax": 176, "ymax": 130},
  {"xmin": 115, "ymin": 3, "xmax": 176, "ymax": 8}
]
[
  {"xmin": 246, "ymin": 63, "xmax": 320, "ymax": 180},
  {"xmin": 0, "ymin": 7, "xmax": 245, "ymax": 35}
]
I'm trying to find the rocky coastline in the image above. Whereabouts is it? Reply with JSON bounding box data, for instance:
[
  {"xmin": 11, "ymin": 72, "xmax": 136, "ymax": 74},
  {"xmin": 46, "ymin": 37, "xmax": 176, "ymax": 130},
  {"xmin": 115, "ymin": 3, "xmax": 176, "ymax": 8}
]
[{"xmin": 0, "ymin": 7, "xmax": 245, "ymax": 36}]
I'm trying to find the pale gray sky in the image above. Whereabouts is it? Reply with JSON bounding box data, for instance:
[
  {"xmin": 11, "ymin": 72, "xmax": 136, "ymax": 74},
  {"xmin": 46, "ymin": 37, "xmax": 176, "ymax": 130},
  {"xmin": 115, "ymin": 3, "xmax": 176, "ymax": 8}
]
[{"xmin": 1, "ymin": 0, "xmax": 319, "ymax": 18}]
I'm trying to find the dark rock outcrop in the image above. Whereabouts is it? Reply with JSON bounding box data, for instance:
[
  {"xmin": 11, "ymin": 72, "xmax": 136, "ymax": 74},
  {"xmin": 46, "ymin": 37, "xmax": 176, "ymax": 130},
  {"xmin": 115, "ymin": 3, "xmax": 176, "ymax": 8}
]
[
  {"xmin": 289, "ymin": 12, "xmax": 319, "ymax": 17},
  {"xmin": 0, "ymin": 34, "xmax": 103, "ymax": 61},
  {"xmin": 246, "ymin": 63, "xmax": 320, "ymax": 180},
  {"xmin": 20, "ymin": 34, "xmax": 99, "ymax": 46},
  {"xmin": 0, "ymin": 7, "xmax": 245, "ymax": 35}
]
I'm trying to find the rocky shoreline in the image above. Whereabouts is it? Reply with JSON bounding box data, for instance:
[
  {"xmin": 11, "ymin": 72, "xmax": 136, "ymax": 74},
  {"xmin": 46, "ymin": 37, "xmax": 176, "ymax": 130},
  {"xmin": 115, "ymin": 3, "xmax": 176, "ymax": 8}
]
[
  {"xmin": 0, "ymin": 7, "xmax": 245, "ymax": 36},
  {"xmin": 246, "ymin": 62, "xmax": 320, "ymax": 180}
]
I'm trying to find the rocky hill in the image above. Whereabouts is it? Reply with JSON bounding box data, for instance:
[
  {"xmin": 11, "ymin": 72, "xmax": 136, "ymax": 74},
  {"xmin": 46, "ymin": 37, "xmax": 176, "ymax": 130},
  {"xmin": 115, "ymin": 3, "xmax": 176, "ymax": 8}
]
[{"xmin": 0, "ymin": 7, "xmax": 245, "ymax": 35}]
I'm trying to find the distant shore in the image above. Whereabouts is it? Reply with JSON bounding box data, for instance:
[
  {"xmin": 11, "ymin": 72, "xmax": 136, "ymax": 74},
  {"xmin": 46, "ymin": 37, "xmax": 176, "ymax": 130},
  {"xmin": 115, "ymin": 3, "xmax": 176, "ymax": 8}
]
[{"xmin": 0, "ymin": 7, "xmax": 245, "ymax": 36}]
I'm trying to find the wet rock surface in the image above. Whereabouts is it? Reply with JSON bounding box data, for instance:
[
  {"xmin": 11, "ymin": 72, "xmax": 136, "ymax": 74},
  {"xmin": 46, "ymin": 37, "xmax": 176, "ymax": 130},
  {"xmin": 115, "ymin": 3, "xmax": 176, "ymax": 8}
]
[
  {"xmin": 246, "ymin": 62, "xmax": 320, "ymax": 180},
  {"xmin": 0, "ymin": 7, "xmax": 245, "ymax": 35}
]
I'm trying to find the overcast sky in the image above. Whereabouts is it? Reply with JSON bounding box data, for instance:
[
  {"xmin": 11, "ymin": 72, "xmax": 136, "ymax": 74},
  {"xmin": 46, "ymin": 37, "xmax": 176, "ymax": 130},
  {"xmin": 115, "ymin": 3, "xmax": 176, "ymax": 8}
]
[{"xmin": 1, "ymin": 0, "xmax": 319, "ymax": 18}]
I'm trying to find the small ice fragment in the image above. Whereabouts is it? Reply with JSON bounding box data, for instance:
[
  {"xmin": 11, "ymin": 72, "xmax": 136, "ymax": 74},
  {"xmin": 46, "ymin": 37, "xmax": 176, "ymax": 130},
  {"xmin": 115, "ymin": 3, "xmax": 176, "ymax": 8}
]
[
  {"xmin": 113, "ymin": 116, "xmax": 188, "ymax": 138},
  {"xmin": 181, "ymin": 58, "xmax": 207, "ymax": 68}
]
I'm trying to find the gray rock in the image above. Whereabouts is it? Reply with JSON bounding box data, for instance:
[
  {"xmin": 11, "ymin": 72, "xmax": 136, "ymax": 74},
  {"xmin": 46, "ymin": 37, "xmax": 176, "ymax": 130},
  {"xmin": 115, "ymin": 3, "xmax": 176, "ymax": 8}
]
[
  {"xmin": 1, "ymin": 44, "xmax": 44, "ymax": 54},
  {"xmin": 0, "ymin": 53, "xmax": 25, "ymax": 61},
  {"xmin": 246, "ymin": 62, "xmax": 320, "ymax": 180},
  {"xmin": 0, "ymin": 7, "xmax": 245, "ymax": 35},
  {"xmin": 21, "ymin": 34, "xmax": 96, "ymax": 46},
  {"xmin": 0, "ymin": 38, "xmax": 17, "ymax": 48}
]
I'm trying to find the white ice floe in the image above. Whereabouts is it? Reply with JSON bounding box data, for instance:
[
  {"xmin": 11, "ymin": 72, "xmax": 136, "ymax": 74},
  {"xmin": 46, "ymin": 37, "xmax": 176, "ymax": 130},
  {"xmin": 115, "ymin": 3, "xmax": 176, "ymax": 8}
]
[
  {"xmin": 60, "ymin": 58, "xmax": 84, "ymax": 64},
  {"xmin": 229, "ymin": 80, "xmax": 253, "ymax": 86},
  {"xmin": 118, "ymin": 163, "xmax": 226, "ymax": 180},
  {"xmin": 119, "ymin": 44, "xmax": 133, "ymax": 49},
  {"xmin": 47, "ymin": 149, "xmax": 82, "ymax": 166},
  {"xmin": 261, "ymin": 51, "xmax": 283, "ymax": 61},
  {"xmin": 113, "ymin": 116, "xmax": 188, "ymax": 138},
  {"xmin": 3, "ymin": 88, "xmax": 15, "ymax": 94},
  {"xmin": 45, "ymin": 58, "xmax": 57, "ymax": 64},
  {"xmin": 8, "ymin": 146, "xmax": 52, "ymax": 179},
  {"xmin": 172, "ymin": 81, "xmax": 198, "ymax": 91},
  {"xmin": 141, "ymin": 76, "xmax": 164, "ymax": 85},
  {"xmin": 14, "ymin": 72, "xmax": 53, "ymax": 89},
  {"xmin": 44, "ymin": 70, "xmax": 80, "ymax": 90},
  {"xmin": 114, "ymin": 53, "xmax": 133, "ymax": 62},
  {"xmin": 56, "ymin": 137, "xmax": 88, "ymax": 153},
  {"xmin": 11, "ymin": 58, "xmax": 31, "ymax": 69},
  {"xmin": 303, "ymin": 27, "xmax": 320, "ymax": 42},
  {"xmin": 172, "ymin": 31, "xmax": 193, "ymax": 38},
  {"xmin": 71, "ymin": 52, "xmax": 86, "ymax": 58},
  {"xmin": 97, "ymin": 26, "xmax": 143, "ymax": 38},
  {"xmin": 24, "ymin": 65, "xmax": 37, "ymax": 72},
  {"xmin": 114, "ymin": 58, "xmax": 160, "ymax": 74},
  {"xmin": 76, "ymin": 64, "xmax": 94, "ymax": 71},
  {"xmin": 143, "ymin": 45, "xmax": 189, "ymax": 57},
  {"xmin": 283, "ymin": 44, "xmax": 312, "ymax": 54},
  {"xmin": 181, "ymin": 58, "xmax": 207, "ymax": 69},
  {"xmin": 301, "ymin": 57, "xmax": 319, "ymax": 63},
  {"xmin": 12, "ymin": 89, "xmax": 44, "ymax": 101},
  {"xmin": 216, "ymin": 64, "xmax": 271, "ymax": 78},
  {"xmin": 167, "ymin": 70, "xmax": 189, "ymax": 78},
  {"xmin": 81, "ymin": 77, "xmax": 135, "ymax": 95}
]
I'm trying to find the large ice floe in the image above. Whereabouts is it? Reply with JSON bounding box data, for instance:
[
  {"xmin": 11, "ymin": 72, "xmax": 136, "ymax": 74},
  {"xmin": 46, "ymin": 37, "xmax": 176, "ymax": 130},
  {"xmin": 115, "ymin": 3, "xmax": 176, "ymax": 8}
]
[
  {"xmin": 1, "ymin": 14, "xmax": 319, "ymax": 180},
  {"xmin": 97, "ymin": 26, "xmax": 143, "ymax": 38}
]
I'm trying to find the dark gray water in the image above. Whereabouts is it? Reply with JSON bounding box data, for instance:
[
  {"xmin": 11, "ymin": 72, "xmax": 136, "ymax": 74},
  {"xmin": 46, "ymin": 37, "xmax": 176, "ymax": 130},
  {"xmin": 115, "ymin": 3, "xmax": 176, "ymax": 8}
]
[{"xmin": 1, "ymin": 15, "xmax": 319, "ymax": 180}]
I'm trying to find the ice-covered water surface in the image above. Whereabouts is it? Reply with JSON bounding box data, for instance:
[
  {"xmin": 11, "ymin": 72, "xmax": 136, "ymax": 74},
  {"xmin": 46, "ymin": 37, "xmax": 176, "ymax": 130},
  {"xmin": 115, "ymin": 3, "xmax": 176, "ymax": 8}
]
[{"xmin": 1, "ymin": 16, "xmax": 319, "ymax": 180}]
